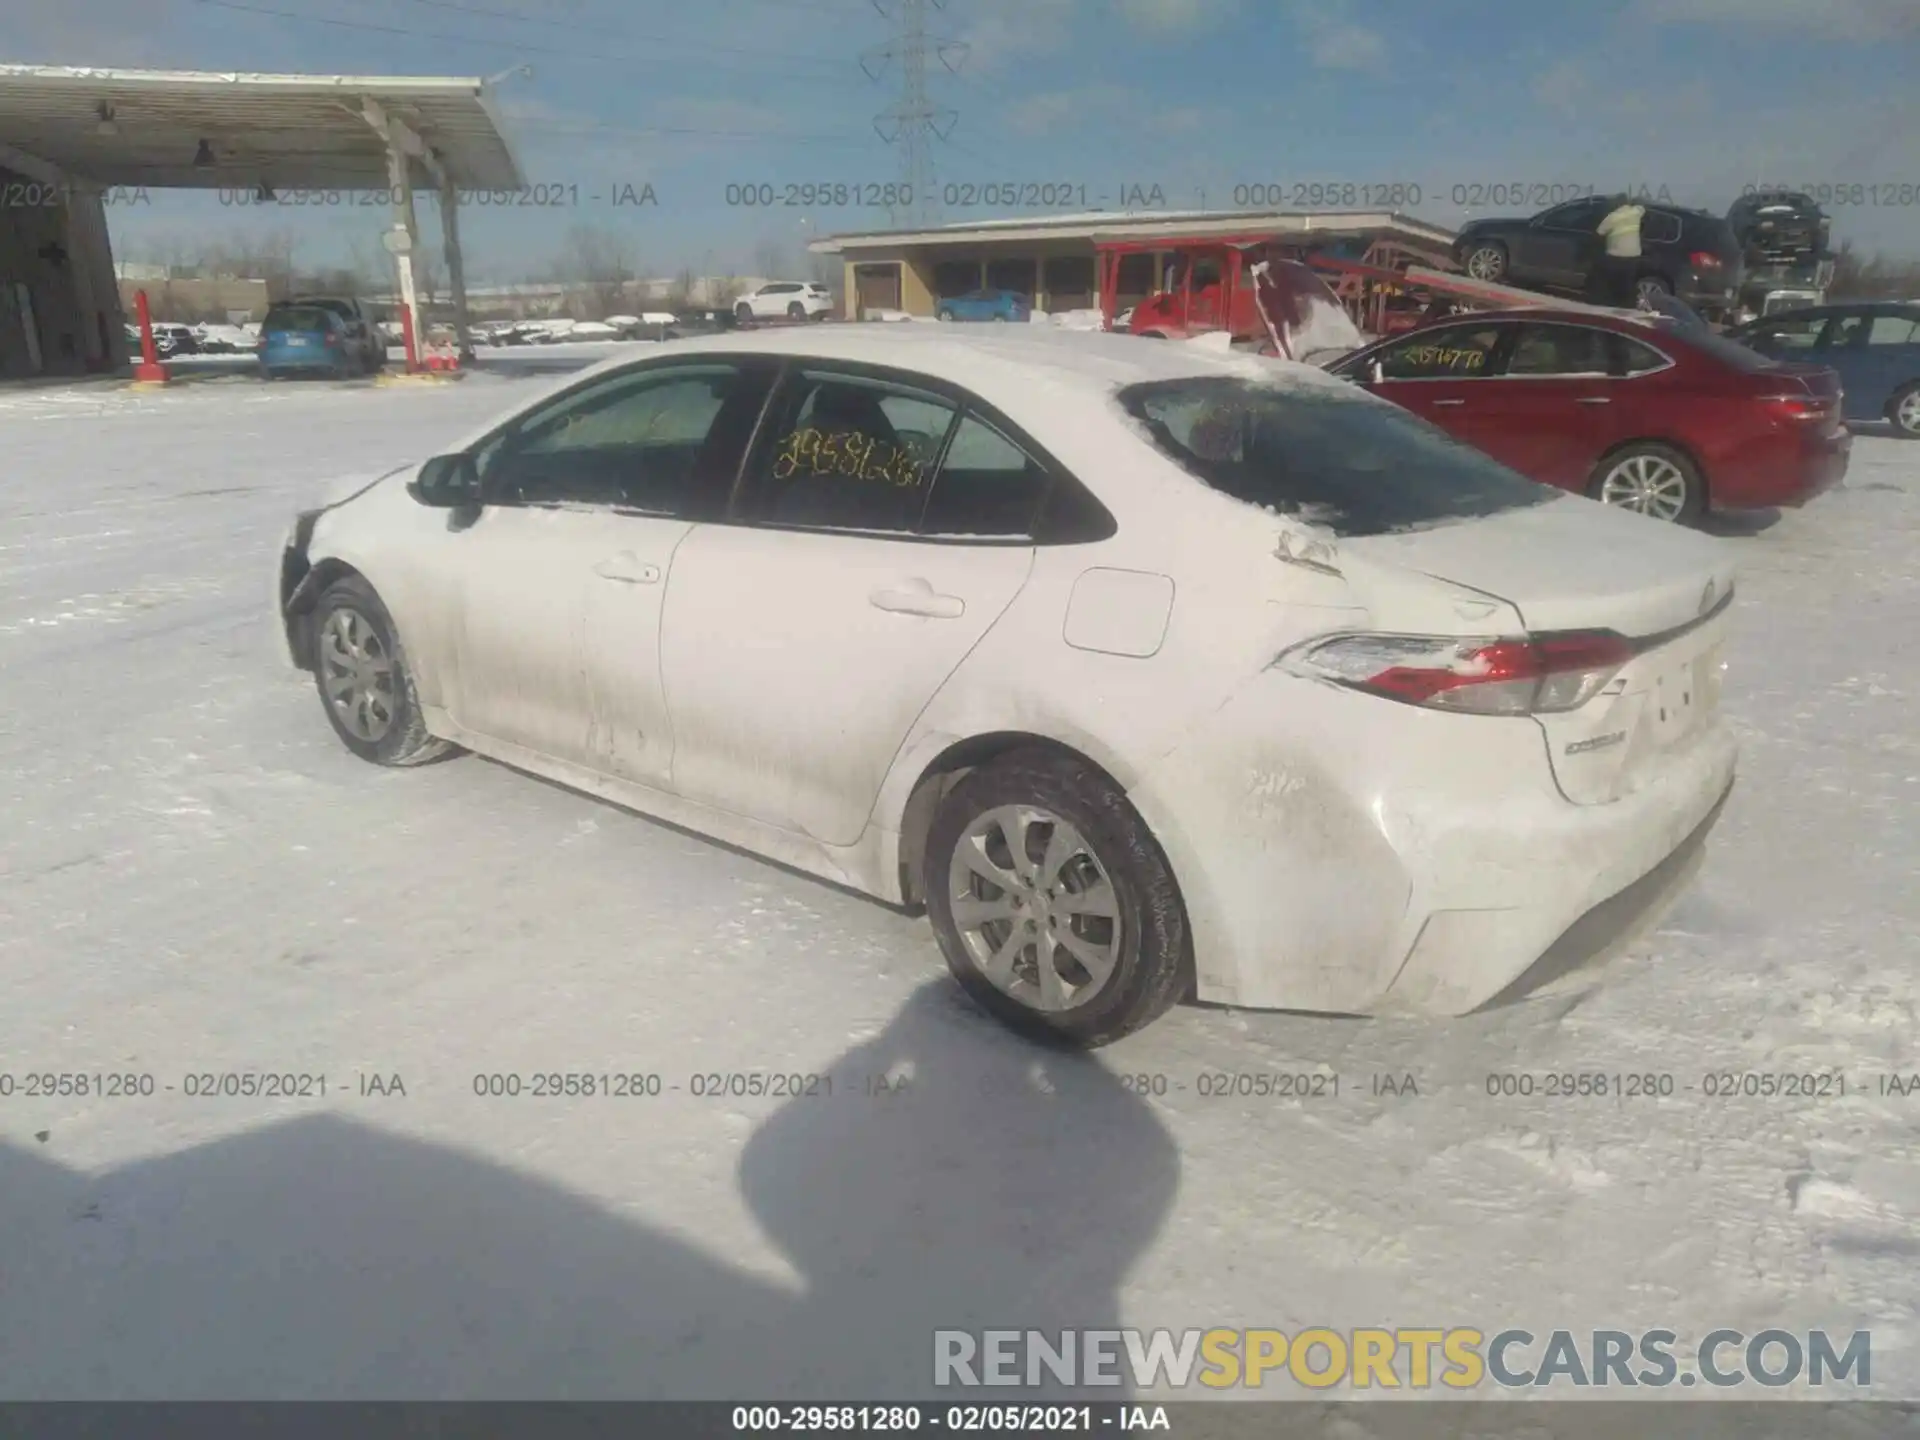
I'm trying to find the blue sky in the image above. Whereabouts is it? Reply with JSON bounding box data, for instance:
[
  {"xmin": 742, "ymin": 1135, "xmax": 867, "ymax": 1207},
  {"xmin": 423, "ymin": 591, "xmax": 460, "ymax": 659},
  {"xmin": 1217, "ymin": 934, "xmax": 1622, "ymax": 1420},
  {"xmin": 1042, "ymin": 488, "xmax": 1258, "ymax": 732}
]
[{"xmin": 16, "ymin": 0, "xmax": 1920, "ymax": 280}]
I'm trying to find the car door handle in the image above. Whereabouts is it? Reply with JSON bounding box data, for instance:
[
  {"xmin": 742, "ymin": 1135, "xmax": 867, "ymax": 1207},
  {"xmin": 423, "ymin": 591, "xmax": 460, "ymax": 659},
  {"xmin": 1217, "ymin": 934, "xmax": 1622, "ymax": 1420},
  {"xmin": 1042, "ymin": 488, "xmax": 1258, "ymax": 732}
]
[
  {"xmin": 1430, "ymin": 398, "xmax": 1466, "ymax": 407},
  {"xmin": 870, "ymin": 579, "xmax": 965, "ymax": 619},
  {"xmin": 594, "ymin": 553, "xmax": 661, "ymax": 584},
  {"xmin": 1576, "ymin": 396, "xmax": 1612, "ymax": 405}
]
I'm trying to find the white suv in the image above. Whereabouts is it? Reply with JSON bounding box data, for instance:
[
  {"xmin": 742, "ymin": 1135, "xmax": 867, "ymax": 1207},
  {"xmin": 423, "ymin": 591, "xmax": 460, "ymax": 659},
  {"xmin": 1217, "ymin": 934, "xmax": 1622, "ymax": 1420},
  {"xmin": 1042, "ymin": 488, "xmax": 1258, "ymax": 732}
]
[{"xmin": 735, "ymin": 281, "xmax": 833, "ymax": 323}]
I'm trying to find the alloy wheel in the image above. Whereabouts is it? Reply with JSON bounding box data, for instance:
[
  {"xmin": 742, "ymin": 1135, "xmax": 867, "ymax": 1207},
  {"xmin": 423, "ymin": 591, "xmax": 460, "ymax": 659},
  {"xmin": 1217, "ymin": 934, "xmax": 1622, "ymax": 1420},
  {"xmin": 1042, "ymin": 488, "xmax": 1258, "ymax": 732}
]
[
  {"xmin": 1465, "ymin": 247, "xmax": 1504, "ymax": 280},
  {"xmin": 1898, "ymin": 389, "xmax": 1920, "ymax": 435},
  {"xmin": 946, "ymin": 804, "xmax": 1122, "ymax": 1013},
  {"xmin": 319, "ymin": 608, "xmax": 398, "ymax": 741},
  {"xmin": 1598, "ymin": 453, "xmax": 1690, "ymax": 521}
]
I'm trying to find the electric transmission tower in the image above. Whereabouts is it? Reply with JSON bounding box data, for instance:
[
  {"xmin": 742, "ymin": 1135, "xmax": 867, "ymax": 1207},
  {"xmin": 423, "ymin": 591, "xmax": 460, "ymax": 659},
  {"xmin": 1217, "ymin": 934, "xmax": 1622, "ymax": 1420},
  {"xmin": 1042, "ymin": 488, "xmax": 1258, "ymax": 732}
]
[{"xmin": 862, "ymin": 0, "xmax": 967, "ymax": 227}]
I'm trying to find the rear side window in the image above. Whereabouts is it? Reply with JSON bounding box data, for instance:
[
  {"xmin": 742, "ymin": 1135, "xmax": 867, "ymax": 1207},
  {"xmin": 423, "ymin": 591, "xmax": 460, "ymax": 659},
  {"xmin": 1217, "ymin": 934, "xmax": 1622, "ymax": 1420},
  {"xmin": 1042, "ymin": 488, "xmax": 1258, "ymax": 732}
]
[
  {"xmin": 1613, "ymin": 334, "xmax": 1670, "ymax": 375},
  {"xmin": 920, "ymin": 416, "xmax": 1048, "ymax": 537},
  {"xmin": 1642, "ymin": 210, "xmax": 1682, "ymax": 245},
  {"xmin": 1506, "ymin": 323, "xmax": 1613, "ymax": 377},
  {"xmin": 740, "ymin": 371, "xmax": 960, "ymax": 533},
  {"xmin": 1868, "ymin": 314, "xmax": 1920, "ymax": 345},
  {"xmin": 1118, "ymin": 377, "xmax": 1555, "ymax": 538}
]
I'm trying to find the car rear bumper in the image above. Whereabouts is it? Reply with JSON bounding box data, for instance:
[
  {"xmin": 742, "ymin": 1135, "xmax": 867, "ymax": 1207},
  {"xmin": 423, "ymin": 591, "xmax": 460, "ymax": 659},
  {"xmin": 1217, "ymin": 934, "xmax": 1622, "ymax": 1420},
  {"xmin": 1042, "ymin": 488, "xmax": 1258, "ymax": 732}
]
[
  {"xmin": 1709, "ymin": 426, "xmax": 1850, "ymax": 509},
  {"xmin": 1128, "ymin": 672, "xmax": 1737, "ymax": 1016},
  {"xmin": 260, "ymin": 353, "xmax": 354, "ymax": 372}
]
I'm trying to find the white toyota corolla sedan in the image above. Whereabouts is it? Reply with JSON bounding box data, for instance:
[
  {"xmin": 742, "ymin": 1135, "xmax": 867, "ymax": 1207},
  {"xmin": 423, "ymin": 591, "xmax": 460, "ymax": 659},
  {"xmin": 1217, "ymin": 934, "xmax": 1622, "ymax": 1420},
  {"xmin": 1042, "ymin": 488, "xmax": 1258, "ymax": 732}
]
[{"xmin": 276, "ymin": 325, "xmax": 1738, "ymax": 1045}]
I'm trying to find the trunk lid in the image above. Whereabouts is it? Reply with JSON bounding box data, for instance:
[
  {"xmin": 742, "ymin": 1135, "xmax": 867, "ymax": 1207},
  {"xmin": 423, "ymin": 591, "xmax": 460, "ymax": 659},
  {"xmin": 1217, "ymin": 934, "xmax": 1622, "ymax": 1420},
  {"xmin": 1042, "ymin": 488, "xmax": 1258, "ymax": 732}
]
[
  {"xmin": 1756, "ymin": 361, "xmax": 1845, "ymax": 431},
  {"xmin": 1340, "ymin": 495, "xmax": 1738, "ymax": 803}
]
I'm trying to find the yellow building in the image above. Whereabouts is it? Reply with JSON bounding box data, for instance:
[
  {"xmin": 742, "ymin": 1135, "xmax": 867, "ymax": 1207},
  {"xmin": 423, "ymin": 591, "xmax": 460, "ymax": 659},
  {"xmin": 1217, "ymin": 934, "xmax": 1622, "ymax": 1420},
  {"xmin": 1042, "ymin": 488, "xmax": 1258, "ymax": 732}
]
[{"xmin": 810, "ymin": 209, "xmax": 1457, "ymax": 320}]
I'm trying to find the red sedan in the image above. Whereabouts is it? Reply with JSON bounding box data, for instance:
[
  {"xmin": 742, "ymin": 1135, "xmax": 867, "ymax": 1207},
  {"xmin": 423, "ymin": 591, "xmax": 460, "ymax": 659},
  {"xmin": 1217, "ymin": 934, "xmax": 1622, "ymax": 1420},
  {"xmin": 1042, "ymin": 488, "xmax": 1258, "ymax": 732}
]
[{"xmin": 1326, "ymin": 308, "xmax": 1850, "ymax": 523}]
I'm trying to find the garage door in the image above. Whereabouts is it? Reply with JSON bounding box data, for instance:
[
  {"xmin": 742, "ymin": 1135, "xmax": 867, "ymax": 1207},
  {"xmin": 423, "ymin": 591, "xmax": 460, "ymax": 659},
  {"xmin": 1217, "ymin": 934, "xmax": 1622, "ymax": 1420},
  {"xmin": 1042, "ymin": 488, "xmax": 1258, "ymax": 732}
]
[{"xmin": 855, "ymin": 264, "xmax": 901, "ymax": 316}]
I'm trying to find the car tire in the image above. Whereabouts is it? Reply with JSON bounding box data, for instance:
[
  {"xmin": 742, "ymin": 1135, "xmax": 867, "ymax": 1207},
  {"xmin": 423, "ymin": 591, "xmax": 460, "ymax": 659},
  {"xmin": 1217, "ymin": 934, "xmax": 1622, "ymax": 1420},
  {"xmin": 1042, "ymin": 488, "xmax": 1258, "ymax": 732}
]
[
  {"xmin": 924, "ymin": 748, "xmax": 1192, "ymax": 1048},
  {"xmin": 786, "ymin": 302, "xmax": 806, "ymax": 319},
  {"xmin": 309, "ymin": 576, "xmax": 456, "ymax": 767},
  {"xmin": 1463, "ymin": 242, "xmax": 1508, "ymax": 282},
  {"xmin": 734, "ymin": 302, "xmax": 753, "ymax": 323},
  {"xmin": 1586, "ymin": 442, "xmax": 1705, "ymax": 524},
  {"xmin": 937, "ymin": 309, "xmax": 955, "ymax": 322},
  {"xmin": 991, "ymin": 314, "xmax": 1008, "ymax": 323},
  {"xmin": 1887, "ymin": 382, "xmax": 1920, "ymax": 439},
  {"xmin": 1635, "ymin": 273, "xmax": 1673, "ymax": 304}
]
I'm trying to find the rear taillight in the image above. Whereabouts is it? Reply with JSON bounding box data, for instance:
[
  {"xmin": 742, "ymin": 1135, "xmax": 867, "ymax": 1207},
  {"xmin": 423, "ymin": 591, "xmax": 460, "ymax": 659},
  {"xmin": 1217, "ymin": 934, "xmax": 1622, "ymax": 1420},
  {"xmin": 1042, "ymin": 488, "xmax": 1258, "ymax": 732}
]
[
  {"xmin": 324, "ymin": 332, "xmax": 342, "ymax": 346},
  {"xmin": 1280, "ymin": 631, "xmax": 1634, "ymax": 716},
  {"xmin": 1689, "ymin": 251, "xmax": 1724, "ymax": 270},
  {"xmin": 1757, "ymin": 392, "xmax": 1830, "ymax": 422}
]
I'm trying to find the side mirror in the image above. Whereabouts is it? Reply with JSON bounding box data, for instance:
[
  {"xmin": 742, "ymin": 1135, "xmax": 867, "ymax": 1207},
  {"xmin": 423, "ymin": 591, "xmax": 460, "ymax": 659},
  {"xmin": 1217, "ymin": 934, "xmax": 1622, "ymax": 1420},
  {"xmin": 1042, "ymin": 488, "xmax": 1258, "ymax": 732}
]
[{"xmin": 409, "ymin": 452, "xmax": 482, "ymax": 508}]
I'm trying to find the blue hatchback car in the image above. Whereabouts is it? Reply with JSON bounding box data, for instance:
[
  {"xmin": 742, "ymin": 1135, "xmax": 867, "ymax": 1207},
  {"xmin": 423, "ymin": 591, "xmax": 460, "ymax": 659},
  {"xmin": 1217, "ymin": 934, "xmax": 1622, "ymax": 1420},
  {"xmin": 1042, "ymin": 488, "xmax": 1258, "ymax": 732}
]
[
  {"xmin": 1729, "ymin": 302, "xmax": 1920, "ymax": 438},
  {"xmin": 936, "ymin": 289, "xmax": 1031, "ymax": 323},
  {"xmin": 258, "ymin": 304, "xmax": 364, "ymax": 379}
]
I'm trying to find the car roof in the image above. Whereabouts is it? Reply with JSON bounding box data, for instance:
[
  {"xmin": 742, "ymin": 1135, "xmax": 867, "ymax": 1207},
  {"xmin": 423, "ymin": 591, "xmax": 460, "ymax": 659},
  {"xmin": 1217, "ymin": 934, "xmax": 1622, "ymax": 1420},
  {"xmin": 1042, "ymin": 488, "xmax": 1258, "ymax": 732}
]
[
  {"xmin": 562, "ymin": 323, "xmax": 1355, "ymax": 400},
  {"xmin": 1401, "ymin": 307, "xmax": 1650, "ymax": 331}
]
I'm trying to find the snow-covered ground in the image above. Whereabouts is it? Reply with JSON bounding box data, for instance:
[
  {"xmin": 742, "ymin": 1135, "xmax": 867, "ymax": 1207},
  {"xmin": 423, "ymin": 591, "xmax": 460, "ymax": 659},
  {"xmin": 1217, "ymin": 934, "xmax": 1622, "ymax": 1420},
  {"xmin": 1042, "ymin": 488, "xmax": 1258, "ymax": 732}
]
[{"xmin": 0, "ymin": 373, "xmax": 1915, "ymax": 1401}]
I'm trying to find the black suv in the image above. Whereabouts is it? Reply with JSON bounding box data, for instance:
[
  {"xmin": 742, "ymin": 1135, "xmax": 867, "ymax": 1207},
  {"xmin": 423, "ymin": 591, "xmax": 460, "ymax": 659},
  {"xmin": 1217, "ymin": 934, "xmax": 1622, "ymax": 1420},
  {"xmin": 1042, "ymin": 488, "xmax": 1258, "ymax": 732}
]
[{"xmin": 1452, "ymin": 196, "xmax": 1745, "ymax": 318}]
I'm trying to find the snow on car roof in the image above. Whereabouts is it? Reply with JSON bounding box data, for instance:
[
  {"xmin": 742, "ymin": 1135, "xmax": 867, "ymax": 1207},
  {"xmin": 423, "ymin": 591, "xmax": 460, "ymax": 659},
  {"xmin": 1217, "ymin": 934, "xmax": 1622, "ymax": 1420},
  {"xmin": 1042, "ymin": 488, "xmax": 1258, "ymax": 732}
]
[{"xmin": 556, "ymin": 323, "xmax": 1354, "ymax": 401}]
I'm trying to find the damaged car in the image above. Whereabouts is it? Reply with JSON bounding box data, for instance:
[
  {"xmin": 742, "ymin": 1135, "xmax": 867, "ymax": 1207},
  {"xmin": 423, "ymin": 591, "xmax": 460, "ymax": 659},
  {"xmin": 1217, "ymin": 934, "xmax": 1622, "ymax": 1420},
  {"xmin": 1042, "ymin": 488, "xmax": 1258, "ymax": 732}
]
[{"xmin": 276, "ymin": 326, "xmax": 1738, "ymax": 1045}]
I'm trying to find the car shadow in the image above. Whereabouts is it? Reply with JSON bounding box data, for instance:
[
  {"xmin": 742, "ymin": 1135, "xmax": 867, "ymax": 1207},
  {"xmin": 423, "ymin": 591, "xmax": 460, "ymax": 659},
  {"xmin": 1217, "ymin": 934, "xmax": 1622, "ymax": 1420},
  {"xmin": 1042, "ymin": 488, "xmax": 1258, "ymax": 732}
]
[
  {"xmin": 0, "ymin": 983, "xmax": 1180, "ymax": 1400},
  {"xmin": 1697, "ymin": 507, "xmax": 1783, "ymax": 537}
]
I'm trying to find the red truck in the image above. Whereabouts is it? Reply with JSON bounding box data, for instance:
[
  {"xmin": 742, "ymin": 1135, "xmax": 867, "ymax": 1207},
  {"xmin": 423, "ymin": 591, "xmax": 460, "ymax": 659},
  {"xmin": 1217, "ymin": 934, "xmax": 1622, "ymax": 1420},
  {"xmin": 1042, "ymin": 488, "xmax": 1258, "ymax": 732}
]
[{"xmin": 1094, "ymin": 236, "xmax": 1363, "ymax": 360}]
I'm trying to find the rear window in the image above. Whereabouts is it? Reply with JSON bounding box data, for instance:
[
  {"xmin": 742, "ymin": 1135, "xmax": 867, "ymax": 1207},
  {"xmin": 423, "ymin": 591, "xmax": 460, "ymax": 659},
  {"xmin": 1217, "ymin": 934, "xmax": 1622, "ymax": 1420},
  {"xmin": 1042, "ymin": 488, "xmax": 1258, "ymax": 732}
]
[
  {"xmin": 264, "ymin": 308, "xmax": 334, "ymax": 331},
  {"xmin": 1675, "ymin": 327, "xmax": 1782, "ymax": 372},
  {"xmin": 1117, "ymin": 377, "xmax": 1556, "ymax": 538}
]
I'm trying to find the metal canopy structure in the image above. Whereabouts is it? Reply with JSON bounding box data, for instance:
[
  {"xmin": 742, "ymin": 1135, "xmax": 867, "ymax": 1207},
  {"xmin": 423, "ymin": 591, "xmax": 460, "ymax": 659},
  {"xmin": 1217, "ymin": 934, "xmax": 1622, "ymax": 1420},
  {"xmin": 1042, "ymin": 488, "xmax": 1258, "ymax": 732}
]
[
  {"xmin": 810, "ymin": 209, "xmax": 1457, "ymax": 254},
  {"xmin": 0, "ymin": 65, "xmax": 528, "ymax": 368},
  {"xmin": 0, "ymin": 64, "xmax": 524, "ymax": 191}
]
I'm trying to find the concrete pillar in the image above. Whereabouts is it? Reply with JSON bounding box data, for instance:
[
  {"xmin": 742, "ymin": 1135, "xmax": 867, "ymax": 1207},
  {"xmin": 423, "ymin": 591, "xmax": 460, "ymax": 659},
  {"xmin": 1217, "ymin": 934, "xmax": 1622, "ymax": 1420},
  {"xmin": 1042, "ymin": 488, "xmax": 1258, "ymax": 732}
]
[
  {"xmin": 437, "ymin": 173, "xmax": 472, "ymax": 362},
  {"xmin": 387, "ymin": 141, "xmax": 421, "ymax": 370},
  {"xmin": 60, "ymin": 187, "xmax": 104, "ymax": 368}
]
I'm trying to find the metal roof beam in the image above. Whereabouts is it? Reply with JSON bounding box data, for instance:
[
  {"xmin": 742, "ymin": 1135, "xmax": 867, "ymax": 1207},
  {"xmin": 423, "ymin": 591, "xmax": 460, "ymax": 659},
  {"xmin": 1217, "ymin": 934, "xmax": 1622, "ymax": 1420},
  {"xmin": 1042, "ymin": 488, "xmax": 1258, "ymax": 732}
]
[{"xmin": 355, "ymin": 97, "xmax": 447, "ymax": 188}]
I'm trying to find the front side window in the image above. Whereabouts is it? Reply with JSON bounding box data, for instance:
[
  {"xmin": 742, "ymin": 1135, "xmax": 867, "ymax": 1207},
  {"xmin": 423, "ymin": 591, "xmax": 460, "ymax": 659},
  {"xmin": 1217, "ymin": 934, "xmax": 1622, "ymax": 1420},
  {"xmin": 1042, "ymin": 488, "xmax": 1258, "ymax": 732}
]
[
  {"xmin": 1506, "ymin": 323, "xmax": 1614, "ymax": 377},
  {"xmin": 1368, "ymin": 325, "xmax": 1504, "ymax": 380},
  {"xmin": 1827, "ymin": 312, "xmax": 1873, "ymax": 348},
  {"xmin": 739, "ymin": 371, "xmax": 960, "ymax": 533},
  {"xmin": 475, "ymin": 363, "xmax": 747, "ymax": 512},
  {"xmin": 1747, "ymin": 314, "xmax": 1827, "ymax": 350},
  {"xmin": 1118, "ymin": 376, "xmax": 1555, "ymax": 538},
  {"xmin": 1539, "ymin": 198, "xmax": 1609, "ymax": 230}
]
